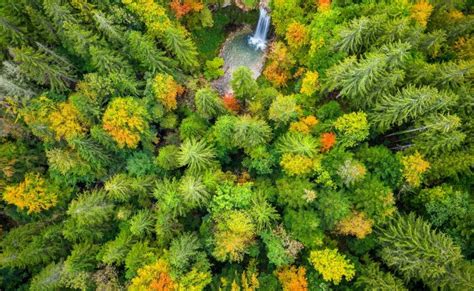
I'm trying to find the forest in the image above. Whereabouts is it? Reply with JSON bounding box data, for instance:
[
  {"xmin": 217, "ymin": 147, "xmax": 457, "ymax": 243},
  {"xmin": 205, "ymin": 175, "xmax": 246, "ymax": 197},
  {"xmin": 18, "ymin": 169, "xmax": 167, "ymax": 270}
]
[{"xmin": 0, "ymin": 0, "xmax": 473, "ymax": 290}]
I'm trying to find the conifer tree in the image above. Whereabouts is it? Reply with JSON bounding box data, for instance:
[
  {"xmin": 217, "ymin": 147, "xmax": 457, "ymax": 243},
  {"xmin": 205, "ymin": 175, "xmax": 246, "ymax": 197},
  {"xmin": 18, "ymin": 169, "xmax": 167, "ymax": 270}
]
[
  {"xmin": 194, "ymin": 87, "xmax": 226, "ymax": 119},
  {"xmin": 378, "ymin": 213, "xmax": 473, "ymax": 289}
]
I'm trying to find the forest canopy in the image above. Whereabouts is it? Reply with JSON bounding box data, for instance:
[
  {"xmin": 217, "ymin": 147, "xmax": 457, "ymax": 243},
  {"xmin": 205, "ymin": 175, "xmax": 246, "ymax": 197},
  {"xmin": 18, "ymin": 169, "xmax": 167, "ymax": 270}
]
[{"xmin": 0, "ymin": 0, "xmax": 473, "ymax": 290}]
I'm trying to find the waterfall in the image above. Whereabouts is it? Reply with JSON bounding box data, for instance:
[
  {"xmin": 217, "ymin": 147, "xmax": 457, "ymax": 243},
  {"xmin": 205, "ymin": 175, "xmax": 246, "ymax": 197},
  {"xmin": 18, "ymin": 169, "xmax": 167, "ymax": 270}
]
[{"xmin": 248, "ymin": 7, "xmax": 270, "ymax": 51}]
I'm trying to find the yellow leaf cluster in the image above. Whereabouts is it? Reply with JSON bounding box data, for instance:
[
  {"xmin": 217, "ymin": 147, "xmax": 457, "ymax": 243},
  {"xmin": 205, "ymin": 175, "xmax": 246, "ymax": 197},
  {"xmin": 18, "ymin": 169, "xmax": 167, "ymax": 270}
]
[
  {"xmin": 300, "ymin": 71, "xmax": 319, "ymax": 96},
  {"xmin": 410, "ymin": 0, "xmax": 433, "ymax": 27},
  {"xmin": 285, "ymin": 22, "xmax": 309, "ymax": 48},
  {"xmin": 3, "ymin": 173, "xmax": 57, "ymax": 214},
  {"xmin": 264, "ymin": 42, "xmax": 295, "ymax": 87},
  {"xmin": 102, "ymin": 97, "xmax": 149, "ymax": 149},
  {"xmin": 276, "ymin": 266, "xmax": 308, "ymax": 291},
  {"xmin": 49, "ymin": 102, "xmax": 86, "ymax": 141},
  {"xmin": 336, "ymin": 211, "xmax": 374, "ymax": 239},
  {"xmin": 290, "ymin": 115, "xmax": 318, "ymax": 134},
  {"xmin": 401, "ymin": 151, "xmax": 430, "ymax": 187},
  {"xmin": 122, "ymin": 0, "xmax": 171, "ymax": 35},
  {"xmin": 213, "ymin": 211, "xmax": 256, "ymax": 262},
  {"xmin": 309, "ymin": 248, "xmax": 355, "ymax": 285},
  {"xmin": 152, "ymin": 73, "xmax": 184, "ymax": 111},
  {"xmin": 129, "ymin": 259, "xmax": 176, "ymax": 291},
  {"xmin": 280, "ymin": 153, "xmax": 315, "ymax": 176},
  {"xmin": 176, "ymin": 268, "xmax": 212, "ymax": 291}
]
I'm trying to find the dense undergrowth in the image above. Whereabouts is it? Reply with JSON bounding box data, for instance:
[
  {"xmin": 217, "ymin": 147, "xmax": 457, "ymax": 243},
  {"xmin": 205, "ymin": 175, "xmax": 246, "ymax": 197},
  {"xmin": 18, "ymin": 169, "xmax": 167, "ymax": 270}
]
[{"xmin": 0, "ymin": 0, "xmax": 473, "ymax": 290}]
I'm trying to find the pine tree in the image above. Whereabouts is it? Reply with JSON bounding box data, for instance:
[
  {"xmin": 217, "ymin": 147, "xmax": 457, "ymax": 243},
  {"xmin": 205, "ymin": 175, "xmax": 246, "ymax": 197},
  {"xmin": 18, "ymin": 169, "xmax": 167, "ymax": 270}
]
[
  {"xmin": 371, "ymin": 86, "xmax": 458, "ymax": 131},
  {"xmin": 178, "ymin": 138, "xmax": 216, "ymax": 174},
  {"xmin": 231, "ymin": 66, "xmax": 258, "ymax": 101},
  {"xmin": 355, "ymin": 261, "xmax": 407, "ymax": 291},
  {"xmin": 194, "ymin": 87, "xmax": 226, "ymax": 119},
  {"xmin": 378, "ymin": 213, "xmax": 472, "ymax": 289},
  {"xmin": 163, "ymin": 26, "xmax": 199, "ymax": 71},
  {"xmin": 334, "ymin": 15, "xmax": 386, "ymax": 54},
  {"xmin": 127, "ymin": 31, "xmax": 173, "ymax": 74},
  {"xmin": 233, "ymin": 115, "xmax": 272, "ymax": 151},
  {"xmin": 10, "ymin": 46, "xmax": 75, "ymax": 92}
]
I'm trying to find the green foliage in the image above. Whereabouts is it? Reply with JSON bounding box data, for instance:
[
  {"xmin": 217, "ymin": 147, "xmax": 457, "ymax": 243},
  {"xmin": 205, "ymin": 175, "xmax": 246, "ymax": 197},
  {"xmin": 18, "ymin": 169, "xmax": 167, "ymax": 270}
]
[
  {"xmin": 156, "ymin": 144, "xmax": 181, "ymax": 171},
  {"xmin": 231, "ymin": 66, "xmax": 258, "ymax": 101},
  {"xmin": 284, "ymin": 209, "xmax": 324, "ymax": 248},
  {"xmin": 355, "ymin": 261, "xmax": 407, "ymax": 291},
  {"xmin": 233, "ymin": 115, "xmax": 272, "ymax": 150},
  {"xmin": 1, "ymin": 1, "xmax": 473, "ymax": 290},
  {"xmin": 371, "ymin": 86, "xmax": 458, "ymax": 131},
  {"xmin": 195, "ymin": 87, "xmax": 226, "ymax": 119},
  {"xmin": 334, "ymin": 112, "xmax": 370, "ymax": 147},
  {"xmin": 204, "ymin": 57, "xmax": 225, "ymax": 80},
  {"xmin": 178, "ymin": 138, "xmax": 217, "ymax": 174},
  {"xmin": 378, "ymin": 213, "xmax": 471, "ymax": 289}
]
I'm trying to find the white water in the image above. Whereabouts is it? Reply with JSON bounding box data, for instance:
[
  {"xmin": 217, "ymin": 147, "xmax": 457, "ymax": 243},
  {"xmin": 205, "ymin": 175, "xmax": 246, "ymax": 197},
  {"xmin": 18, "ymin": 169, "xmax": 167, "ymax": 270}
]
[{"xmin": 248, "ymin": 7, "xmax": 270, "ymax": 51}]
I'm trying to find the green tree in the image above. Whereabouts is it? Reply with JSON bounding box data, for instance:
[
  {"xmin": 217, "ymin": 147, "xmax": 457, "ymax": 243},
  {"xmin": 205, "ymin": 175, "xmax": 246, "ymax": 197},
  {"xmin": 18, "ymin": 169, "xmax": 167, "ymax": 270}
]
[
  {"xmin": 178, "ymin": 139, "xmax": 217, "ymax": 174},
  {"xmin": 194, "ymin": 87, "xmax": 226, "ymax": 119},
  {"xmin": 231, "ymin": 66, "xmax": 258, "ymax": 101},
  {"xmin": 378, "ymin": 213, "xmax": 473, "ymax": 289},
  {"xmin": 10, "ymin": 46, "xmax": 75, "ymax": 92},
  {"xmin": 233, "ymin": 115, "xmax": 272, "ymax": 151},
  {"xmin": 371, "ymin": 86, "xmax": 458, "ymax": 131}
]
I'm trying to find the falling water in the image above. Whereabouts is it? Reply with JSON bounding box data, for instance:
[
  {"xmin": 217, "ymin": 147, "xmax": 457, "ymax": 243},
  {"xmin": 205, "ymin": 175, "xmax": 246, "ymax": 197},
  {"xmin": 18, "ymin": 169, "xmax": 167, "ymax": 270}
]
[{"xmin": 248, "ymin": 7, "xmax": 271, "ymax": 51}]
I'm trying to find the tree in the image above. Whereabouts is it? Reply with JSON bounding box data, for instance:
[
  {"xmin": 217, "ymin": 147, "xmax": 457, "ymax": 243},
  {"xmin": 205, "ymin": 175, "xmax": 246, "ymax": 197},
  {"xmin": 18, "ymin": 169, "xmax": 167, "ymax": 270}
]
[
  {"xmin": 233, "ymin": 115, "xmax": 272, "ymax": 151},
  {"xmin": 276, "ymin": 266, "xmax": 308, "ymax": 291},
  {"xmin": 129, "ymin": 259, "xmax": 176, "ymax": 291},
  {"xmin": 289, "ymin": 116, "xmax": 318, "ymax": 134},
  {"xmin": 213, "ymin": 210, "xmax": 256, "ymax": 262},
  {"xmin": 178, "ymin": 175, "xmax": 210, "ymax": 208},
  {"xmin": 371, "ymin": 86, "xmax": 458, "ymax": 132},
  {"xmin": 127, "ymin": 31, "xmax": 173, "ymax": 74},
  {"xmin": 309, "ymin": 248, "xmax": 355, "ymax": 285},
  {"xmin": 337, "ymin": 159, "xmax": 367, "ymax": 186},
  {"xmin": 333, "ymin": 16, "xmax": 386, "ymax": 54},
  {"xmin": 194, "ymin": 87, "xmax": 226, "ymax": 119},
  {"xmin": 378, "ymin": 213, "xmax": 472, "ymax": 289},
  {"xmin": 268, "ymin": 95, "xmax": 300, "ymax": 125},
  {"xmin": 355, "ymin": 261, "xmax": 407, "ymax": 291},
  {"xmin": 300, "ymin": 71, "xmax": 319, "ymax": 96},
  {"xmin": 152, "ymin": 73, "xmax": 184, "ymax": 111},
  {"xmin": 320, "ymin": 132, "xmax": 336, "ymax": 152},
  {"xmin": 102, "ymin": 97, "xmax": 151, "ymax": 149},
  {"xmin": 49, "ymin": 102, "xmax": 87, "ymax": 141},
  {"xmin": 400, "ymin": 151, "xmax": 430, "ymax": 187},
  {"xmin": 204, "ymin": 57, "xmax": 224, "ymax": 80},
  {"xmin": 178, "ymin": 138, "xmax": 216, "ymax": 174},
  {"xmin": 10, "ymin": 46, "xmax": 75, "ymax": 92},
  {"xmin": 3, "ymin": 172, "xmax": 57, "ymax": 213},
  {"xmin": 336, "ymin": 211, "xmax": 373, "ymax": 239},
  {"xmin": 231, "ymin": 66, "xmax": 258, "ymax": 101},
  {"xmin": 334, "ymin": 112, "xmax": 369, "ymax": 148},
  {"xmin": 285, "ymin": 22, "xmax": 309, "ymax": 49},
  {"xmin": 410, "ymin": 0, "xmax": 433, "ymax": 28}
]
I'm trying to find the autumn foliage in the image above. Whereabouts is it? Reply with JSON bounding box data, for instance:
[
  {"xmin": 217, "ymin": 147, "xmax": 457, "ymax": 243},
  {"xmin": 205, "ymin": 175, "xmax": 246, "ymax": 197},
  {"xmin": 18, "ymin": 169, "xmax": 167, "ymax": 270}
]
[
  {"xmin": 49, "ymin": 102, "xmax": 86, "ymax": 141},
  {"xmin": 3, "ymin": 173, "xmax": 57, "ymax": 213},
  {"xmin": 336, "ymin": 211, "xmax": 374, "ymax": 239},
  {"xmin": 320, "ymin": 132, "xmax": 336, "ymax": 152},
  {"xmin": 401, "ymin": 151, "xmax": 430, "ymax": 187},
  {"xmin": 102, "ymin": 97, "xmax": 150, "ymax": 149},
  {"xmin": 410, "ymin": 0, "xmax": 433, "ymax": 27},
  {"xmin": 276, "ymin": 266, "xmax": 308, "ymax": 291},
  {"xmin": 129, "ymin": 260, "xmax": 176, "ymax": 291},
  {"xmin": 310, "ymin": 248, "xmax": 355, "ymax": 285},
  {"xmin": 170, "ymin": 0, "xmax": 204, "ymax": 19},
  {"xmin": 222, "ymin": 93, "xmax": 240, "ymax": 112},
  {"xmin": 152, "ymin": 73, "xmax": 184, "ymax": 111}
]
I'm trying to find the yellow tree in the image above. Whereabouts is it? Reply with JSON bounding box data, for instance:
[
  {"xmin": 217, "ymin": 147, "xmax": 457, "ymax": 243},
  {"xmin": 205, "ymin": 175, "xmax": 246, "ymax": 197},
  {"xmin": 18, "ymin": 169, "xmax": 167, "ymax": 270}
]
[
  {"xmin": 309, "ymin": 248, "xmax": 355, "ymax": 285},
  {"xmin": 285, "ymin": 22, "xmax": 309, "ymax": 49},
  {"xmin": 280, "ymin": 153, "xmax": 315, "ymax": 176},
  {"xmin": 289, "ymin": 116, "xmax": 318, "ymax": 134},
  {"xmin": 129, "ymin": 259, "xmax": 176, "ymax": 291},
  {"xmin": 410, "ymin": 0, "xmax": 433, "ymax": 27},
  {"xmin": 102, "ymin": 97, "xmax": 150, "ymax": 149},
  {"xmin": 401, "ymin": 151, "xmax": 430, "ymax": 187},
  {"xmin": 3, "ymin": 173, "xmax": 57, "ymax": 213},
  {"xmin": 152, "ymin": 73, "xmax": 184, "ymax": 111},
  {"xmin": 300, "ymin": 71, "xmax": 319, "ymax": 96},
  {"xmin": 336, "ymin": 211, "xmax": 374, "ymax": 239},
  {"xmin": 213, "ymin": 210, "xmax": 256, "ymax": 262},
  {"xmin": 49, "ymin": 102, "xmax": 87, "ymax": 141}
]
